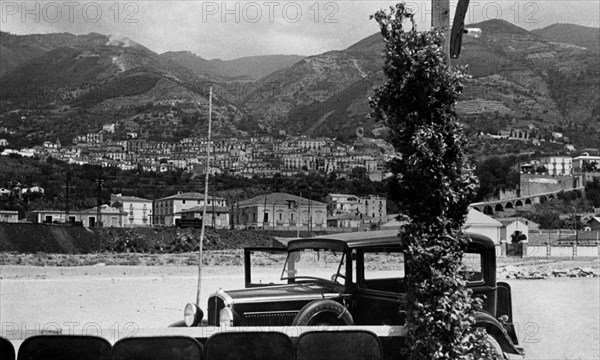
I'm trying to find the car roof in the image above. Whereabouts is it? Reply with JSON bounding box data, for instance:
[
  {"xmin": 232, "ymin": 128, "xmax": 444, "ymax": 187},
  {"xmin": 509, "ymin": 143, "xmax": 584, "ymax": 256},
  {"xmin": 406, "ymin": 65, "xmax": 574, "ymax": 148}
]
[{"xmin": 287, "ymin": 230, "xmax": 495, "ymax": 251}]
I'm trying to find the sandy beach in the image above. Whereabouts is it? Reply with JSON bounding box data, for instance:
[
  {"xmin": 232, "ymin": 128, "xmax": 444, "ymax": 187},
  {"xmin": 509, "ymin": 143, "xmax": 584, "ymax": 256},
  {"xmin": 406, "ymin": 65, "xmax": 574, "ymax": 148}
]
[{"xmin": 1, "ymin": 259, "xmax": 599, "ymax": 359}]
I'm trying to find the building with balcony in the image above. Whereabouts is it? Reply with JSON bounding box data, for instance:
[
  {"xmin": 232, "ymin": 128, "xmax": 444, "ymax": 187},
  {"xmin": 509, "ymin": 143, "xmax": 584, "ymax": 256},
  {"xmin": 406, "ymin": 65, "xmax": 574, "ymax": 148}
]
[
  {"xmin": 360, "ymin": 195, "xmax": 387, "ymax": 219},
  {"xmin": 326, "ymin": 194, "xmax": 363, "ymax": 215},
  {"xmin": 540, "ymin": 156, "xmax": 572, "ymax": 176},
  {"xmin": 572, "ymin": 154, "xmax": 600, "ymax": 187},
  {"xmin": 110, "ymin": 194, "xmax": 153, "ymax": 227}
]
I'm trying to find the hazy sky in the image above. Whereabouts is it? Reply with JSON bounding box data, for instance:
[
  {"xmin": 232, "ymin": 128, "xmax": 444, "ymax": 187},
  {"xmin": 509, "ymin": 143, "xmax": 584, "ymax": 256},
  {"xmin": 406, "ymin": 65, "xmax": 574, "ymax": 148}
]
[{"xmin": 1, "ymin": 1, "xmax": 599, "ymax": 59}]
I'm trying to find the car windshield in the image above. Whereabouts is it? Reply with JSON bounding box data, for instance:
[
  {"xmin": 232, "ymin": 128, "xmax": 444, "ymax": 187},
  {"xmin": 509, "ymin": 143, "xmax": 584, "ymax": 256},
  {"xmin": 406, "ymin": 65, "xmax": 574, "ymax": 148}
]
[{"xmin": 281, "ymin": 248, "xmax": 345, "ymax": 283}]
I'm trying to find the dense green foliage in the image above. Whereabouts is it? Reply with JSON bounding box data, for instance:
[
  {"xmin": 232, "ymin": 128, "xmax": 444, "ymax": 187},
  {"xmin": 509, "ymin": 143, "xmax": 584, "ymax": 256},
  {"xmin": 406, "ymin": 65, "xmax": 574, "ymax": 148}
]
[
  {"xmin": 474, "ymin": 155, "xmax": 521, "ymax": 201},
  {"xmin": 0, "ymin": 155, "xmax": 392, "ymax": 216},
  {"xmin": 370, "ymin": 4, "xmax": 496, "ymax": 359}
]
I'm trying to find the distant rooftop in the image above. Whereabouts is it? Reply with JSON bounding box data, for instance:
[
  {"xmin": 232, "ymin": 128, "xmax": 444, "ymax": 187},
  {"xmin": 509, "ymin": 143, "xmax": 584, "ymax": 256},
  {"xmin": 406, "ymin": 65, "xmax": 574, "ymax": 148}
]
[
  {"xmin": 236, "ymin": 192, "xmax": 326, "ymax": 207},
  {"xmin": 157, "ymin": 192, "xmax": 222, "ymax": 201},
  {"xmin": 112, "ymin": 194, "xmax": 152, "ymax": 202},
  {"xmin": 176, "ymin": 205, "xmax": 230, "ymax": 214}
]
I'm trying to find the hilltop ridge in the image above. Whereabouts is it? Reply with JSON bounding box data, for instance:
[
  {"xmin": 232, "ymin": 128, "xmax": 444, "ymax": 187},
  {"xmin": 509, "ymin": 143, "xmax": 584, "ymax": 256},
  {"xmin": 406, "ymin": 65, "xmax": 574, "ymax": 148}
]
[{"xmin": 0, "ymin": 20, "xmax": 598, "ymax": 151}]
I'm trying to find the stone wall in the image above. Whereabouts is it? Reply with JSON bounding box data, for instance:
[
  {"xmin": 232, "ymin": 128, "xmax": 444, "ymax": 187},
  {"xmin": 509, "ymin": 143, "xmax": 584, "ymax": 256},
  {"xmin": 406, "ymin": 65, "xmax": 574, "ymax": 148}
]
[{"xmin": 519, "ymin": 173, "xmax": 575, "ymax": 196}]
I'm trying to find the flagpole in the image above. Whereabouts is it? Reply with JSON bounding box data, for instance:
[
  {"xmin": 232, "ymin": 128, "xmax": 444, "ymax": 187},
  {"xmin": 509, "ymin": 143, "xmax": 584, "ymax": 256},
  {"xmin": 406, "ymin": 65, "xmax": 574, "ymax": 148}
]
[{"xmin": 197, "ymin": 87, "xmax": 212, "ymax": 305}]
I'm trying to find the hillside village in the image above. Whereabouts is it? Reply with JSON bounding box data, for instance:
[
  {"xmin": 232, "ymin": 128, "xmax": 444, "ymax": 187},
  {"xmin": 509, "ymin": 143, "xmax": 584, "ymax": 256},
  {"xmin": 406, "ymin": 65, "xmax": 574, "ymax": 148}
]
[
  {"xmin": 1, "ymin": 149, "xmax": 599, "ymax": 243},
  {"xmin": 0, "ymin": 124, "xmax": 394, "ymax": 180}
]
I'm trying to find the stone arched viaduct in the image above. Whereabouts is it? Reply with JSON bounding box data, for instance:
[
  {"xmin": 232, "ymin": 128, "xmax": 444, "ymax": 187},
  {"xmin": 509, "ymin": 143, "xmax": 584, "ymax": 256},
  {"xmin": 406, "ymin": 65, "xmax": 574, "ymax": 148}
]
[{"xmin": 470, "ymin": 188, "xmax": 584, "ymax": 216}]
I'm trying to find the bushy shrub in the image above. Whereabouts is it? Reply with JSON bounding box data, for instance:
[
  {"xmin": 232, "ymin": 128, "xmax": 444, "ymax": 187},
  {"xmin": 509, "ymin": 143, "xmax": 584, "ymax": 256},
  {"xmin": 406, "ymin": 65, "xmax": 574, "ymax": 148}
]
[{"xmin": 370, "ymin": 4, "xmax": 497, "ymax": 359}]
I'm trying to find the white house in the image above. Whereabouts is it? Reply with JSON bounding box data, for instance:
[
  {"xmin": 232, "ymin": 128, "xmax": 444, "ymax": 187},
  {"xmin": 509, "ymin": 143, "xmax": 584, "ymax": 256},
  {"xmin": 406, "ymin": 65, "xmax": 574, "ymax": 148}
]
[
  {"xmin": 0, "ymin": 210, "xmax": 19, "ymax": 223},
  {"xmin": 463, "ymin": 208, "xmax": 502, "ymax": 244},
  {"xmin": 103, "ymin": 123, "xmax": 116, "ymax": 133},
  {"xmin": 110, "ymin": 194, "xmax": 153, "ymax": 227},
  {"xmin": 498, "ymin": 218, "xmax": 530, "ymax": 243},
  {"xmin": 26, "ymin": 205, "xmax": 125, "ymax": 227},
  {"xmin": 326, "ymin": 194, "xmax": 362, "ymax": 215}
]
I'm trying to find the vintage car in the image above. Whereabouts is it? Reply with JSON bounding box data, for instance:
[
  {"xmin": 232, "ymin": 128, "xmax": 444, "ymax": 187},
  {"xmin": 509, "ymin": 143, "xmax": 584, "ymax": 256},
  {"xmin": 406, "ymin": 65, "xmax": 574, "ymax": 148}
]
[{"xmin": 175, "ymin": 230, "xmax": 523, "ymax": 356}]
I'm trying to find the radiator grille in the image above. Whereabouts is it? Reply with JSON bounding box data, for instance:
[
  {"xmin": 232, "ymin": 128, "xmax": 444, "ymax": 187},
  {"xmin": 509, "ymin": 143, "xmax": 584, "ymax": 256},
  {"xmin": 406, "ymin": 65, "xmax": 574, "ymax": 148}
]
[
  {"xmin": 241, "ymin": 311, "xmax": 298, "ymax": 326},
  {"xmin": 207, "ymin": 296, "xmax": 225, "ymax": 326}
]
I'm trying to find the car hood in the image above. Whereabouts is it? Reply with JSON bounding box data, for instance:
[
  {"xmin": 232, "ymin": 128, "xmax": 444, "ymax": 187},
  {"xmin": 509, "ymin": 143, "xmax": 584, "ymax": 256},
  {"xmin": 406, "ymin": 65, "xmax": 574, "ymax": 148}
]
[{"xmin": 220, "ymin": 282, "xmax": 344, "ymax": 303}]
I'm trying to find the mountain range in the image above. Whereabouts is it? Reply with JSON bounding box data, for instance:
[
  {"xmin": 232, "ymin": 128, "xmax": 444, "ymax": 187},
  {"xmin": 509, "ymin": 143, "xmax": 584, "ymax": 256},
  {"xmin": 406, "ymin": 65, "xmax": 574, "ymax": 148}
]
[{"xmin": 0, "ymin": 20, "xmax": 598, "ymax": 150}]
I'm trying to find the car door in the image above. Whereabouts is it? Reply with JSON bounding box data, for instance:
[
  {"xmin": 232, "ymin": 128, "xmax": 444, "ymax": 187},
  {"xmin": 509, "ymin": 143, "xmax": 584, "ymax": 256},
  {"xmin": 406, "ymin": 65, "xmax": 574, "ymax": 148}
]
[
  {"xmin": 460, "ymin": 244, "xmax": 497, "ymax": 316},
  {"xmin": 352, "ymin": 248, "xmax": 407, "ymax": 325}
]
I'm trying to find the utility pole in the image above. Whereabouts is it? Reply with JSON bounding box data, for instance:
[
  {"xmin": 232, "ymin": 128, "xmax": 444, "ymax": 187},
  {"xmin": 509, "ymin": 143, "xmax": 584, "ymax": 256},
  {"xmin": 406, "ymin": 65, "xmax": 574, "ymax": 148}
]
[
  {"xmin": 65, "ymin": 169, "xmax": 70, "ymax": 223},
  {"xmin": 95, "ymin": 167, "xmax": 103, "ymax": 227},
  {"xmin": 433, "ymin": 0, "xmax": 482, "ymax": 60},
  {"xmin": 263, "ymin": 194, "xmax": 267, "ymax": 229},
  {"xmin": 211, "ymin": 196, "xmax": 215, "ymax": 228},
  {"xmin": 197, "ymin": 87, "xmax": 213, "ymax": 306},
  {"xmin": 299, "ymin": 193, "xmax": 302, "ymax": 237},
  {"xmin": 432, "ymin": 0, "xmax": 451, "ymax": 59},
  {"xmin": 308, "ymin": 198, "xmax": 312, "ymax": 235}
]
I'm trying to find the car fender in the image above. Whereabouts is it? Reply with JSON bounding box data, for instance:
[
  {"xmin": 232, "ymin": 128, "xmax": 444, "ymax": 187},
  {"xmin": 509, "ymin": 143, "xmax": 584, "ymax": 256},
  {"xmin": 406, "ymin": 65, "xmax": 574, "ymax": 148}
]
[{"xmin": 475, "ymin": 312, "xmax": 523, "ymax": 355}]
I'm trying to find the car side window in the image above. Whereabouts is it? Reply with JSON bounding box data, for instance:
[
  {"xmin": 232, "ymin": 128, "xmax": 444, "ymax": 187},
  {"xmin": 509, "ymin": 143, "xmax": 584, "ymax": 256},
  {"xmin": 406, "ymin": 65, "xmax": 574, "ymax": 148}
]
[
  {"xmin": 460, "ymin": 252, "xmax": 483, "ymax": 283},
  {"xmin": 361, "ymin": 249, "xmax": 405, "ymax": 292},
  {"xmin": 247, "ymin": 249, "xmax": 288, "ymax": 286}
]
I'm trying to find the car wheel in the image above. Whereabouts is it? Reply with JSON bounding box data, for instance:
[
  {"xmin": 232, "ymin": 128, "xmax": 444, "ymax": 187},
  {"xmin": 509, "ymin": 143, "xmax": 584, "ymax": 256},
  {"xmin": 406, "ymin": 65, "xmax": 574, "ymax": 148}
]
[
  {"xmin": 292, "ymin": 300, "xmax": 354, "ymax": 326},
  {"xmin": 486, "ymin": 334, "xmax": 506, "ymax": 359}
]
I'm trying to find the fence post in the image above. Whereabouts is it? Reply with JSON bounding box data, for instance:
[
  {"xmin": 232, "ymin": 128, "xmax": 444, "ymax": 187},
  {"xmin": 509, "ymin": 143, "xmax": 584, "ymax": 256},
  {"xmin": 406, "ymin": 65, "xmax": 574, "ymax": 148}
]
[
  {"xmin": 500, "ymin": 241, "xmax": 507, "ymax": 257},
  {"xmin": 521, "ymin": 242, "xmax": 528, "ymax": 258},
  {"xmin": 546, "ymin": 243, "xmax": 551, "ymax": 257},
  {"xmin": 572, "ymin": 242, "xmax": 577, "ymax": 258}
]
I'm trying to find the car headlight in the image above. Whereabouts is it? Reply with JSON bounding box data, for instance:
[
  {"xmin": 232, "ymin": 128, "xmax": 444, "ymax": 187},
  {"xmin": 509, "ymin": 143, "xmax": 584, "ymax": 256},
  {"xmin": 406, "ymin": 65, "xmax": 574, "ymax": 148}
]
[
  {"xmin": 219, "ymin": 307, "xmax": 234, "ymax": 327},
  {"xmin": 184, "ymin": 303, "xmax": 203, "ymax": 327}
]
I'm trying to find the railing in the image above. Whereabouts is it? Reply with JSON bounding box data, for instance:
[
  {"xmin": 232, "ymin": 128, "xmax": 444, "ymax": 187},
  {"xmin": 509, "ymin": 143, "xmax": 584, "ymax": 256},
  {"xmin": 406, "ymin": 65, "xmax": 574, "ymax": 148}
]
[{"xmin": 497, "ymin": 242, "xmax": 600, "ymax": 258}]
